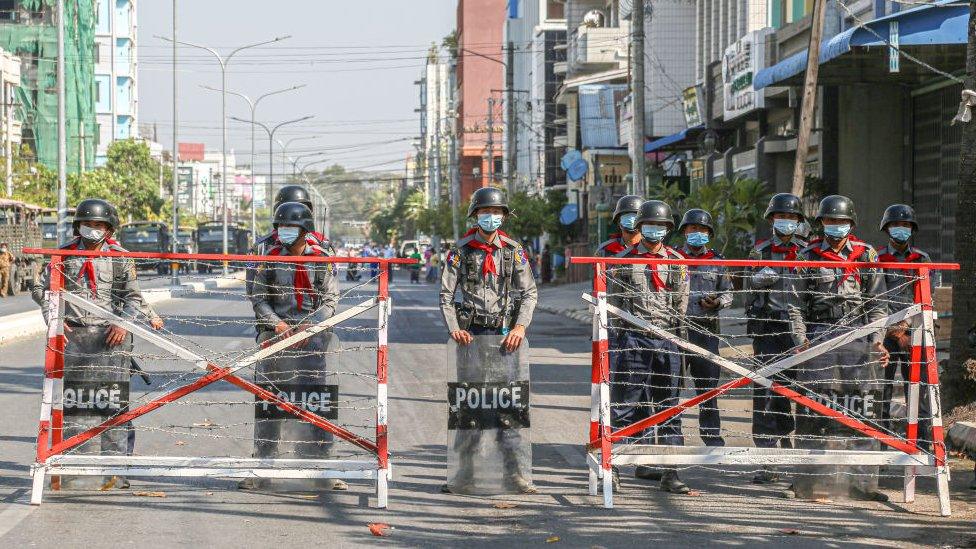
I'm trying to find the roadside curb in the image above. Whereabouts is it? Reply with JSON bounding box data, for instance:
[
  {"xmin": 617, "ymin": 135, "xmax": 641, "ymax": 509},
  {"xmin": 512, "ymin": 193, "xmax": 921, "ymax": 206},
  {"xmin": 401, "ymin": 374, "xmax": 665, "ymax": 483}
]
[
  {"xmin": 537, "ymin": 304, "xmax": 590, "ymax": 324},
  {"xmin": 0, "ymin": 272, "xmax": 245, "ymax": 347}
]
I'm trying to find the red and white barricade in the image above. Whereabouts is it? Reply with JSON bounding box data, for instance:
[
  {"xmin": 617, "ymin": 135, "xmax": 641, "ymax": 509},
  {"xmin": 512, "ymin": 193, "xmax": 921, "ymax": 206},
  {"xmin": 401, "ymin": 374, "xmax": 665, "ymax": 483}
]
[
  {"xmin": 26, "ymin": 248, "xmax": 410, "ymax": 508},
  {"xmin": 575, "ymin": 255, "xmax": 957, "ymax": 514}
]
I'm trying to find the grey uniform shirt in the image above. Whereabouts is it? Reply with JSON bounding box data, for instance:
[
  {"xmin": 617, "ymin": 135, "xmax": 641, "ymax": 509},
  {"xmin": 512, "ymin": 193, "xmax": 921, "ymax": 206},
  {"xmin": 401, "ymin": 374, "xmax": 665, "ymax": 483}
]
[
  {"xmin": 596, "ymin": 235, "xmax": 639, "ymax": 329},
  {"xmin": 613, "ymin": 243, "xmax": 689, "ymax": 332},
  {"xmin": 439, "ymin": 232, "xmax": 538, "ymax": 333},
  {"xmin": 678, "ymin": 245, "xmax": 733, "ymax": 322},
  {"xmin": 249, "ymin": 242, "xmax": 339, "ymax": 329},
  {"xmin": 32, "ymin": 238, "xmax": 159, "ymax": 327},
  {"xmin": 744, "ymin": 238, "xmax": 807, "ymax": 343},
  {"xmin": 246, "ymin": 231, "xmax": 326, "ymax": 297},
  {"xmin": 788, "ymin": 238, "xmax": 887, "ymax": 344},
  {"xmin": 877, "ymin": 244, "xmax": 931, "ymax": 313}
]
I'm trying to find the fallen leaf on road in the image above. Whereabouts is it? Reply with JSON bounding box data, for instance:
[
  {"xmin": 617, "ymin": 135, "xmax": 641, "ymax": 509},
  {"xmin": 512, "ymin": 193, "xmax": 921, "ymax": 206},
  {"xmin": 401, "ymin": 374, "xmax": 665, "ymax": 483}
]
[
  {"xmin": 368, "ymin": 523, "xmax": 391, "ymax": 537},
  {"xmin": 99, "ymin": 476, "xmax": 117, "ymax": 491},
  {"xmin": 175, "ymin": 440, "xmax": 186, "ymax": 446},
  {"xmin": 546, "ymin": 536, "xmax": 560, "ymax": 543},
  {"xmin": 685, "ymin": 490, "xmax": 702, "ymax": 497},
  {"xmin": 493, "ymin": 502, "xmax": 517, "ymax": 509},
  {"xmin": 814, "ymin": 498, "xmax": 833, "ymax": 504},
  {"xmin": 193, "ymin": 419, "xmax": 217, "ymax": 428},
  {"xmin": 133, "ymin": 491, "xmax": 166, "ymax": 498},
  {"xmin": 780, "ymin": 529, "xmax": 800, "ymax": 535}
]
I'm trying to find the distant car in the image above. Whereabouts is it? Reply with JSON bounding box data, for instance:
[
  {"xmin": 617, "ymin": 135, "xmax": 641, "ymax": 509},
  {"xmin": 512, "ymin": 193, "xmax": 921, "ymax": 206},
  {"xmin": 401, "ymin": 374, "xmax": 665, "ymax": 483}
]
[
  {"xmin": 194, "ymin": 221, "xmax": 251, "ymax": 274},
  {"xmin": 118, "ymin": 221, "xmax": 172, "ymax": 275}
]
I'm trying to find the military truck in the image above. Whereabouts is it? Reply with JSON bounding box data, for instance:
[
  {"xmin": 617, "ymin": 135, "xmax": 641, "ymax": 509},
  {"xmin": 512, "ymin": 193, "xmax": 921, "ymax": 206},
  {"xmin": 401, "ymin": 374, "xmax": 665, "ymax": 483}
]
[
  {"xmin": 39, "ymin": 207, "xmax": 76, "ymax": 249},
  {"xmin": 194, "ymin": 221, "xmax": 251, "ymax": 273},
  {"xmin": 0, "ymin": 198, "xmax": 43, "ymax": 295},
  {"xmin": 118, "ymin": 221, "xmax": 172, "ymax": 275}
]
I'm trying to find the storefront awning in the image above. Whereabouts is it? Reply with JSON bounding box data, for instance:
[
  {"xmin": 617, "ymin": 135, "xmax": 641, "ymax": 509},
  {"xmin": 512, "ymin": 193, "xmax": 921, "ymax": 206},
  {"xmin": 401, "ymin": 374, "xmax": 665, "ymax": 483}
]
[
  {"xmin": 644, "ymin": 124, "xmax": 704, "ymax": 153},
  {"xmin": 754, "ymin": 0, "xmax": 968, "ymax": 90}
]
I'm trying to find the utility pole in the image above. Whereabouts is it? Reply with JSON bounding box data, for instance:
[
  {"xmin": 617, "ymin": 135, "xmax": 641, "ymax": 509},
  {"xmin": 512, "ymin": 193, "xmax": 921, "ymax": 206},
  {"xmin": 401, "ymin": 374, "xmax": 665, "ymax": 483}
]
[
  {"xmin": 790, "ymin": 0, "xmax": 827, "ymax": 197},
  {"xmin": 487, "ymin": 96, "xmax": 495, "ymax": 186},
  {"xmin": 56, "ymin": 0, "xmax": 67, "ymax": 245},
  {"xmin": 170, "ymin": 0, "xmax": 179, "ymax": 286},
  {"xmin": 5, "ymin": 77, "xmax": 13, "ymax": 197},
  {"xmin": 631, "ymin": 0, "xmax": 647, "ymax": 196},
  {"xmin": 449, "ymin": 60, "xmax": 460, "ymax": 241},
  {"xmin": 505, "ymin": 42, "xmax": 515, "ymax": 195},
  {"xmin": 78, "ymin": 125, "xmax": 85, "ymax": 173},
  {"xmin": 947, "ymin": 0, "xmax": 976, "ymax": 407},
  {"xmin": 432, "ymin": 69, "xmax": 441, "ymax": 207}
]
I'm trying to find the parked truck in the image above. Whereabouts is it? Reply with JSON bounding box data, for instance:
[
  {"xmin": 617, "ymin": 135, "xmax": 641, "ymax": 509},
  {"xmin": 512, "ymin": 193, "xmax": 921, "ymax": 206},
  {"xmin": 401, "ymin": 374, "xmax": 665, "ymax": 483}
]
[{"xmin": 0, "ymin": 198, "xmax": 43, "ymax": 295}]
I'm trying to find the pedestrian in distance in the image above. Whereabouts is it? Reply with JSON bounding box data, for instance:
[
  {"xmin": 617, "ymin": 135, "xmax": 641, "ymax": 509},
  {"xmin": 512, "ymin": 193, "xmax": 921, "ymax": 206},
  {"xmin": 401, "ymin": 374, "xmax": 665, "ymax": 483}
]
[
  {"xmin": 439, "ymin": 187, "xmax": 538, "ymax": 495},
  {"xmin": 245, "ymin": 201, "xmax": 344, "ymax": 492},
  {"xmin": 607, "ymin": 199, "xmax": 691, "ymax": 494},
  {"xmin": 0, "ymin": 241, "xmax": 14, "ymax": 297},
  {"xmin": 676, "ymin": 208, "xmax": 732, "ymax": 448},
  {"xmin": 32, "ymin": 198, "xmax": 164, "ymax": 489},
  {"xmin": 745, "ymin": 193, "xmax": 808, "ymax": 484},
  {"xmin": 409, "ymin": 247, "xmax": 422, "ymax": 284}
]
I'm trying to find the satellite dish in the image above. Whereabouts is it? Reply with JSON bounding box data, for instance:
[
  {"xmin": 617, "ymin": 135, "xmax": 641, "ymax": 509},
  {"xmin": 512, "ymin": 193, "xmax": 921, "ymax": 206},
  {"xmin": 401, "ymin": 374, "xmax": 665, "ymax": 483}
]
[
  {"xmin": 582, "ymin": 9, "xmax": 605, "ymax": 28},
  {"xmin": 560, "ymin": 149, "xmax": 582, "ymax": 170}
]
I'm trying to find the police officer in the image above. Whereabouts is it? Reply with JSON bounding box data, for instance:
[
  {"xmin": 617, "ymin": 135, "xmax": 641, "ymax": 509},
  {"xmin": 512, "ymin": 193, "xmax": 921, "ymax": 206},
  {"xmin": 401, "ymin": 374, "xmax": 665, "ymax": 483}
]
[
  {"xmin": 246, "ymin": 201, "xmax": 342, "ymax": 491},
  {"xmin": 746, "ymin": 193, "xmax": 807, "ymax": 483},
  {"xmin": 32, "ymin": 198, "xmax": 164, "ymax": 489},
  {"xmin": 596, "ymin": 195, "xmax": 643, "ymax": 257},
  {"xmin": 788, "ymin": 195, "xmax": 889, "ymax": 501},
  {"xmin": 0, "ymin": 241, "xmax": 13, "ymax": 296},
  {"xmin": 676, "ymin": 208, "xmax": 732, "ymax": 447},
  {"xmin": 611, "ymin": 200, "xmax": 690, "ymax": 494},
  {"xmin": 877, "ymin": 204, "xmax": 931, "ymax": 449},
  {"xmin": 439, "ymin": 187, "xmax": 538, "ymax": 494}
]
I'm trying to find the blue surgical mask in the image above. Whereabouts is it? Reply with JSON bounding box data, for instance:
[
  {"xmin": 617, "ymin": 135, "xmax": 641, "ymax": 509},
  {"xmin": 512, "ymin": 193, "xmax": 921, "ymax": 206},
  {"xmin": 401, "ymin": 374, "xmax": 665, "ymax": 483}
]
[
  {"xmin": 79, "ymin": 225, "xmax": 107, "ymax": 243},
  {"xmin": 477, "ymin": 213, "xmax": 503, "ymax": 233},
  {"xmin": 277, "ymin": 226, "xmax": 301, "ymax": 245},
  {"xmin": 822, "ymin": 223, "xmax": 852, "ymax": 239},
  {"xmin": 640, "ymin": 225, "xmax": 668, "ymax": 242},
  {"xmin": 685, "ymin": 231, "xmax": 709, "ymax": 247},
  {"xmin": 888, "ymin": 226, "xmax": 912, "ymax": 243},
  {"xmin": 772, "ymin": 219, "xmax": 798, "ymax": 236},
  {"xmin": 619, "ymin": 213, "xmax": 638, "ymax": 231}
]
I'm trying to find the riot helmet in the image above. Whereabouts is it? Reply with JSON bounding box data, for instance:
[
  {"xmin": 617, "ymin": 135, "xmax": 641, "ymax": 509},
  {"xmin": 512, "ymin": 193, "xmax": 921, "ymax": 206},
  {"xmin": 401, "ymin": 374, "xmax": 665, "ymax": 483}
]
[
  {"xmin": 879, "ymin": 204, "xmax": 918, "ymax": 231},
  {"xmin": 274, "ymin": 185, "xmax": 314, "ymax": 211},
  {"xmin": 466, "ymin": 187, "xmax": 509, "ymax": 218},
  {"xmin": 611, "ymin": 195, "xmax": 643, "ymax": 226},
  {"xmin": 72, "ymin": 198, "xmax": 118, "ymax": 236},
  {"xmin": 764, "ymin": 193, "xmax": 805, "ymax": 221},
  {"xmin": 636, "ymin": 200, "xmax": 674, "ymax": 229},
  {"xmin": 273, "ymin": 201, "xmax": 315, "ymax": 233},
  {"xmin": 815, "ymin": 195, "xmax": 857, "ymax": 226},
  {"xmin": 678, "ymin": 208, "xmax": 715, "ymax": 235}
]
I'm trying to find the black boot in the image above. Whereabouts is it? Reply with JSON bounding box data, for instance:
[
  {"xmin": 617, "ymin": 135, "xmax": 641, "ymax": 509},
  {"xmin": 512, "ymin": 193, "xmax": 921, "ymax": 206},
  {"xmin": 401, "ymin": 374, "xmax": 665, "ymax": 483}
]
[
  {"xmin": 752, "ymin": 467, "xmax": 781, "ymax": 484},
  {"xmin": 660, "ymin": 469, "xmax": 690, "ymax": 494},
  {"xmin": 444, "ymin": 455, "xmax": 476, "ymax": 494},
  {"xmin": 849, "ymin": 486, "xmax": 889, "ymax": 502},
  {"xmin": 634, "ymin": 466, "xmax": 663, "ymax": 480},
  {"xmin": 611, "ymin": 466, "xmax": 620, "ymax": 490},
  {"xmin": 238, "ymin": 478, "xmax": 270, "ymax": 490}
]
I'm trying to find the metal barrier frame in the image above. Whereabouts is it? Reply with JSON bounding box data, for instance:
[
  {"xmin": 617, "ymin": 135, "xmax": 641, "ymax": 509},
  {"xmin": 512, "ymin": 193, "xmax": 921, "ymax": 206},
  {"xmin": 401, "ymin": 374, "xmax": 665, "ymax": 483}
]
[
  {"xmin": 25, "ymin": 248, "xmax": 410, "ymax": 508},
  {"xmin": 573, "ymin": 255, "xmax": 958, "ymax": 514}
]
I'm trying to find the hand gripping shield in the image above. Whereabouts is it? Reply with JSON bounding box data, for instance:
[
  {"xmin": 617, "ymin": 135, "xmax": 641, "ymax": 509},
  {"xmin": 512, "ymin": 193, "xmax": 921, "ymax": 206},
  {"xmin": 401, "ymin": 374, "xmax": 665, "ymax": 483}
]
[{"xmin": 446, "ymin": 334, "xmax": 531, "ymax": 495}]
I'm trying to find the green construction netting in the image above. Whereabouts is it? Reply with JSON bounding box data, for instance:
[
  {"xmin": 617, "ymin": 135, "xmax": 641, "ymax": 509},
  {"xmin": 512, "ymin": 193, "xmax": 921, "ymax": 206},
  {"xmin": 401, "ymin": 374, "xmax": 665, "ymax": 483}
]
[{"xmin": 0, "ymin": 0, "xmax": 95, "ymax": 173}]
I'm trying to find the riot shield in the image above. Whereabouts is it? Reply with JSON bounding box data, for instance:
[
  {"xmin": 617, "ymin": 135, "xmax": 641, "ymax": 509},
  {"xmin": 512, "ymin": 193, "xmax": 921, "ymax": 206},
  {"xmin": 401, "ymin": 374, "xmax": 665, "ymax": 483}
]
[
  {"xmin": 794, "ymin": 330, "xmax": 883, "ymax": 499},
  {"xmin": 60, "ymin": 326, "xmax": 131, "ymax": 489},
  {"xmin": 252, "ymin": 330, "xmax": 341, "ymax": 489},
  {"xmin": 446, "ymin": 334, "xmax": 532, "ymax": 495}
]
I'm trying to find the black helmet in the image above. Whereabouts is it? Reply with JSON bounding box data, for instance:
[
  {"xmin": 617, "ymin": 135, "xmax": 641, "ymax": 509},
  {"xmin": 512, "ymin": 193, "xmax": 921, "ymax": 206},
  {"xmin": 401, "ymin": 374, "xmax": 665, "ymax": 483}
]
[
  {"xmin": 274, "ymin": 185, "xmax": 313, "ymax": 211},
  {"xmin": 273, "ymin": 201, "xmax": 315, "ymax": 233},
  {"xmin": 879, "ymin": 204, "xmax": 918, "ymax": 231},
  {"xmin": 611, "ymin": 195, "xmax": 643, "ymax": 225},
  {"xmin": 636, "ymin": 200, "xmax": 674, "ymax": 229},
  {"xmin": 72, "ymin": 198, "xmax": 119, "ymax": 235},
  {"xmin": 815, "ymin": 195, "xmax": 857, "ymax": 226},
  {"xmin": 678, "ymin": 208, "xmax": 715, "ymax": 234},
  {"xmin": 466, "ymin": 187, "xmax": 509, "ymax": 218},
  {"xmin": 764, "ymin": 193, "xmax": 805, "ymax": 221}
]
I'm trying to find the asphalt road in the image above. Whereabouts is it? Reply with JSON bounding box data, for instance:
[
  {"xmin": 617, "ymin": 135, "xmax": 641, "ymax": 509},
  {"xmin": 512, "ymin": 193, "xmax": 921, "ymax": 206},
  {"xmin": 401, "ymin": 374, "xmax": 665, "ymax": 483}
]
[{"xmin": 1, "ymin": 273, "xmax": 975, "ymax": 548}]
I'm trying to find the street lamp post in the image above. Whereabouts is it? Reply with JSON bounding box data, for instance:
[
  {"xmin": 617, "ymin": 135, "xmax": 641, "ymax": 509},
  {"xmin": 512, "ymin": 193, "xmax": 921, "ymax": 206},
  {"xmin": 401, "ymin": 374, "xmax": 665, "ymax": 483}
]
[
  {"xmin": 279, "ymin": 135, "xmax": 323, "ymax": 176},
  {"xmin": 230, "ymin": 115, "xmax": 314, "ymax": 214},
  {"xmin": 201, "ymin": 84, "xmax": 304, "ymax": 243},
  {"xmin": 156, "ymin": 33, "xmax": 290, "ymax": 271}
]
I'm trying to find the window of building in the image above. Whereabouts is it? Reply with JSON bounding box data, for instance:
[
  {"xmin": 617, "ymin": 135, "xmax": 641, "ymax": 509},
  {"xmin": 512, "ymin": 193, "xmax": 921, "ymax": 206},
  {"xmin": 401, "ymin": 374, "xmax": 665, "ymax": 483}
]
[
  {"xmin": 546, "ymin": 1, "xmax": 564, "ymax": 19},
  {"xmin": 0, "ymin": 0, "xmax": 15, "ymax": 22},
  {"xmin": 94, "ymin": 80, "xmax": 101, "ymax": 103},
  {"xmin": 94, "ymin": 43, "xmax": 100, "ymax": 63}
]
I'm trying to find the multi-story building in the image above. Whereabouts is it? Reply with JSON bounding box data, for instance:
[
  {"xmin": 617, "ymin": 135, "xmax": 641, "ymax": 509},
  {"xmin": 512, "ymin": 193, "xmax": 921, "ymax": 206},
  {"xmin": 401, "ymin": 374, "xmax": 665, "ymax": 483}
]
[
  {"xmin": 176, "ymin": 143, "xmax": 240, "ymax": 221},
  {"xmin": 421, "ymin": 52, "xmax": 450, "ymax": 205},
  {"xmin": 94, "ymin": 0, "xmax": 138, "ymax": 166},
  {"xmin": 456, "ymin": 0, "xmax": 506, "ymax": 201},
  {"xmin": 504, "ymin": 0, "xmax": 567, "ymax": 193}
]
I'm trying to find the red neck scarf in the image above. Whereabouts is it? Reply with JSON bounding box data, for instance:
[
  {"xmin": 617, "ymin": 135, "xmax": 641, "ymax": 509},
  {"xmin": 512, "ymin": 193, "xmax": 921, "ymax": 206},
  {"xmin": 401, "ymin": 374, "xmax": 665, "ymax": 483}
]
[
  {"xmin": 462, "ymin": 228, "xmax": 510, "ymax": 277},
  {"xmin": 770, "ymin": 242, "xmax": 799, "ymax": 260},
  {"xmin": 602, "ymin": 233, "xmax": 627, "ymax": 255},
  {"xmin": 679, "ymin": 247, "xmax": 715, "ymax": 260},
  {"xmin": 879, "ymin": 248, "xmax": 922, "ymax": 272},
  {"xmin": 808, "ymin": 238, "xmax": 866, "ymax": 286},
  {"xmin": 74, "ymin": 240, "xmax": 98, "ymax": 298},
  {"xmin": 269, "ymin": 245, "xmax": 315, "ymax": 311},
  {"xmin": 635, "ymin": 246, "xmax": 671, "ymax": 291}
]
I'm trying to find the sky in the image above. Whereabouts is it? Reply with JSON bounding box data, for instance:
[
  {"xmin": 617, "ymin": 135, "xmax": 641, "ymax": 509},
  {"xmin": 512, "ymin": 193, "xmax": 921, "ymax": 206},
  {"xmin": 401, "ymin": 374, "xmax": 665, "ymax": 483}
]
[{"xmin": 137, "ymin": 0, "xmax": 456, "ymax": 178}]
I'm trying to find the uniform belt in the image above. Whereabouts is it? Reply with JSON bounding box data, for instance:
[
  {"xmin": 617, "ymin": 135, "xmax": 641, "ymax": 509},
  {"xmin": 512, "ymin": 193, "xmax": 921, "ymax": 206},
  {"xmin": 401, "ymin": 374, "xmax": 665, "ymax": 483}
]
[{"xmin": 469, "ymin": 312, "xmax": 504, "ymax": 329}]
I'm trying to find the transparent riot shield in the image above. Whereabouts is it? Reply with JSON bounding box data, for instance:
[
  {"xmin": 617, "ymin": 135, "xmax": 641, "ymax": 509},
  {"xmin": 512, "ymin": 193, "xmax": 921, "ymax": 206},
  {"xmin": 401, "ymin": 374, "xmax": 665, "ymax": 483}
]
[
  {"xmin": 794, "ymin": 333, "xmax": 883, "ymax": 499},
  {"xmin": 60, "ymin": 326, "xmax": 131, "ymax": 489},
  {"xmin": 446, "ymin": 335, "xmax": 532, "ymax": 495},
  {"xmin": 252, "ymin": 330, "xmax": 341, "ymax": 489}
]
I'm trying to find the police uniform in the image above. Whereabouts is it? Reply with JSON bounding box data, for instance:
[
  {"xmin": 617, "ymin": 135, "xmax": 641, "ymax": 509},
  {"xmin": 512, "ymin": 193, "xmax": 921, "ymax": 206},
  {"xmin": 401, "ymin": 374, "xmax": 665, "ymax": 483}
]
[
  {"xmin": 610, "ymin": 241, "xmax": 689, "ymax": 447},
  {"xmin": 877, "ymin": 243, "xmax": 932, "ymax": 448},
  {"xmin": 677, "ymin": 244, "xmax": 732, "ymax": 446},
  {"xmin": 247, "ymin": 240, "xmax": 340, "ymax": 464},
  {"xmin": 439, "ymin": 228, "xmax": 537, "ymax": 493},
  {"xmin": 245, "ymin": 229, "xmax": 327, "ymax": 314},
  {"xmin": 32, "ymin": 236, "xmax": 160, "ymax": 488},
  {"xmin": 745, "ymin": 237, "xmax": 807, "ymax": 449}
]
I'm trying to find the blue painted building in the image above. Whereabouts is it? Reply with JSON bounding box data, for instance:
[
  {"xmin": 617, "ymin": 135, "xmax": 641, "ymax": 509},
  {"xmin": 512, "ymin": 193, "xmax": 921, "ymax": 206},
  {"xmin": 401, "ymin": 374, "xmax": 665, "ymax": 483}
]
[{"xmin": 94, "ymin": 0, "xmax": 138, "ymax": 166}]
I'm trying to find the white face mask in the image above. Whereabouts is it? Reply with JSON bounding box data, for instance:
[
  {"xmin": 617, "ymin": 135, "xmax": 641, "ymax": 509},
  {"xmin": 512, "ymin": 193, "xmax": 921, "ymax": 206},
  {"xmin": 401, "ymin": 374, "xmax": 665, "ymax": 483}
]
[
  {"xmin": 79, "ymin": 225, "xmax": 106, "ymax": 243},
  {"xmin": 277, "ymin": 226, "xmax": 302, "ymax": 245}
]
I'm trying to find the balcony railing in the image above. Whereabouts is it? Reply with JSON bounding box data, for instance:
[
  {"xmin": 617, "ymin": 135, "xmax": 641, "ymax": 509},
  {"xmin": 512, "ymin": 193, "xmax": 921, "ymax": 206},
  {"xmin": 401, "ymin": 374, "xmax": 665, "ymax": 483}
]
[{"xmin": 567, "ymin": 24, "xmax": 629, "ymax": 73}]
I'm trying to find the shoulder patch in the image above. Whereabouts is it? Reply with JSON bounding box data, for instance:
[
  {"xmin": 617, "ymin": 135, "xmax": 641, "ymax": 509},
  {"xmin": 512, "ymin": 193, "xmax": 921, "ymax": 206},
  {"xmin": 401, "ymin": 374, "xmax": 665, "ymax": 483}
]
[
  {"xmin": 517, "ymin": 246, "xmax": 528, "ymax": 264},
  {"xmin": 866, "ymin": 247, "xmax": 879, "ymax": 261},
  {"xmin": 449, "ymin": 250, "xmax": 461, "ymax": 267}
]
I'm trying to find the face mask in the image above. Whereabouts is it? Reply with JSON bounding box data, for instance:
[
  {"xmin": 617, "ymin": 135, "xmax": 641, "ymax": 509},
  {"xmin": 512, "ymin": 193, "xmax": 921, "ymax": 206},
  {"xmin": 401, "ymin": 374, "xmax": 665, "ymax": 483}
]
[
  {"xmin": 277, "ymin": 226, "xmax": 301, "ymax": 245},
  {"xmin": 79, "ymin": 225, "xmax": 106, "ymax": 243},
  {"xmin": 477, "ymin": 213, "xmax": 503, "ymax": 233},
  {"xmin": 619, "ymin": 213, "xmax": 638, "ymax": 231},
  {"xmin": 822, "ymin": 223, "xmax": 851, "ymax": 239},
  {"xmin": 772, "ymin": 219, "xmax": 798, "ymax": 236},
  {"xmin": 0, "ymin": 247, "xmax": 6, "ymax": 253},
  {"xmin": 685, "ymin": 231, "xmax": 709, "ymax": 247},
  {"xmin": 888, "ymin": 226, "xmax": 912, "ymax": 243},
  {"xmin": 640, "ymin": 225, "xmax": 668, "ymax": 242}
]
